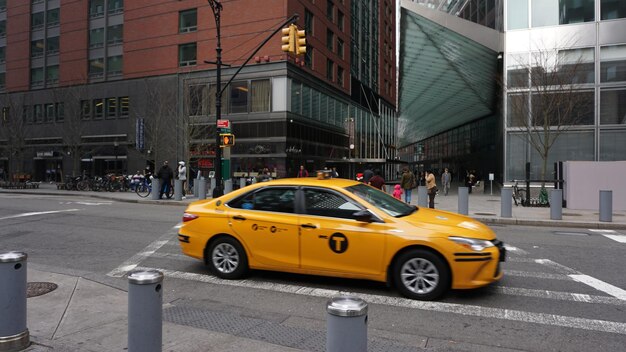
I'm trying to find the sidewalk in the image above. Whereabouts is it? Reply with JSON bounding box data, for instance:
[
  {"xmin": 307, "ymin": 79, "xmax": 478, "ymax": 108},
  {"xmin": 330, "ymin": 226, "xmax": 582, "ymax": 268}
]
[{"xmin": 2, "ymin": 181, "xmax": 625, "ymax": 229}]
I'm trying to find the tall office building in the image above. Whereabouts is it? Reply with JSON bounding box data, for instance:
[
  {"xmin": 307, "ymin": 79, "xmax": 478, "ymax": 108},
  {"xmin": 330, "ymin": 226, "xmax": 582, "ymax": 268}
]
[{"xmin": 0, "ymin": 0, "xmax": 396, "ymax": 182}]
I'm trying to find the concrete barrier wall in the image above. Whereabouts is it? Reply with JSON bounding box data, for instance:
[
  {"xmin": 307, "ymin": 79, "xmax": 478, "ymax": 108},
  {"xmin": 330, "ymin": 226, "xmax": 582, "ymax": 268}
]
[{"xmin": 564, "ymin": 161, "xmax": 626, "ymax": 210}]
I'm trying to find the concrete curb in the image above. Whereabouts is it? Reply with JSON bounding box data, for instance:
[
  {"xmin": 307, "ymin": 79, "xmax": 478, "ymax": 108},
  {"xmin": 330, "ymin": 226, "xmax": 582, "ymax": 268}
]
[{"xmin": 0, "ymin": 190, "xmax": 191, "ymax": 206}]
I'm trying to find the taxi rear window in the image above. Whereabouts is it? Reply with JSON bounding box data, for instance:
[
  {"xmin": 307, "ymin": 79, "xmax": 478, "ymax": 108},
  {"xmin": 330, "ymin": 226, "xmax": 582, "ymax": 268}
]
[{"xmin": 228, "ymin": 187, "xmax": 296, "ymax": 213}]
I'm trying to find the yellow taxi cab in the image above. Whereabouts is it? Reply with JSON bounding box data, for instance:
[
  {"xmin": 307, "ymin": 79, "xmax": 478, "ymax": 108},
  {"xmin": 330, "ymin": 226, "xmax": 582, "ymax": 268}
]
[{"xmin": 178, "ymin": 173, "xmax": 506, "ymax": 301}]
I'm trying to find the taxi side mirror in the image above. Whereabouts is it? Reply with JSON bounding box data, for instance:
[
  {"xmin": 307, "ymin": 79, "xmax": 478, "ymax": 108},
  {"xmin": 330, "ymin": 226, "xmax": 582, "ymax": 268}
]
[{"xmin": 353, "ymin": 210, "xmax": 373, "ymax": 223}]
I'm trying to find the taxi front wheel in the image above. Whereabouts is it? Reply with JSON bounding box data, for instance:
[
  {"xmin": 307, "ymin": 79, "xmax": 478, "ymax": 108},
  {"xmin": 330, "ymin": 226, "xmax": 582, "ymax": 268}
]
[
  {"xmin": 393, "ymin": 249, "xmax": 450, "ymax": 301},
  {"xmin": 207, "ymin": 236, "xmax": 249, "ymax": 279}
]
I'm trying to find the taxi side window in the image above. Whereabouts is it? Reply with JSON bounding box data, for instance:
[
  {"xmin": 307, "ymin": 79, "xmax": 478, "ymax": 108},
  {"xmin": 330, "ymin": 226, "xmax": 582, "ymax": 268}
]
[
  {"xmin": 229, "ymin": 188, "xmax": 296, "ymax": 213},
  {"xmin": 303, "ymin": 188, "xmax": 363, "ymax": 219}
]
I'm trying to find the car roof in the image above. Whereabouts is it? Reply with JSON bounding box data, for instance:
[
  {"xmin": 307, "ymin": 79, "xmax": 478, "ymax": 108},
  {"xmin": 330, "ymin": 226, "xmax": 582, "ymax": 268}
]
[{"xmin": 254, "ymin": 177, "xmax": 361, "ymax": 189}]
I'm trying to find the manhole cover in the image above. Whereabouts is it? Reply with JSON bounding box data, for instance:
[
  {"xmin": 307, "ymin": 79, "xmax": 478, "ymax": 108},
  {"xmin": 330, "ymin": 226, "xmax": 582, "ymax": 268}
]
[
  {"xmin": 27, "ymin": 282, "xmax": 58, "ymax": 298},
  {"xmin": 474, "ymin": 212, "xmax": 497, "ymax": 216}
]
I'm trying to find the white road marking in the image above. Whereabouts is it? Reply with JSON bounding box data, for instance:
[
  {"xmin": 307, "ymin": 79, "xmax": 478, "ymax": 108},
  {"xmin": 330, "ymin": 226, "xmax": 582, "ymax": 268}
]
[
  {"xmin": 106, "ymin": 225, "xmax": 181, "ymax": 277},
  {"xmin": 505, "ymin": 270, "xmax": 571, "ymax": 281},
  {"xmin": 504, "ymin": 245, "xmax": 528, "ymax": 255},
  {"xmin": 602, "ymin": 235, "xmax": 626, "ymax": 243},
  {"xmin": 588, "ymin": 229, "xmax": 617, "ymax": 234},
  {"xmin": 534, "ymin": 259, "xmax": 579, "ymax": 275},
  {"xmin": 0, "ymin": 209, "xmax": 80, "ymax": 220},
  {"xmin": 569, "ymin": 275, "xmax": 626, "ymax": 301},
  {"xmin": 136, "ymin": 266, "xmax": 626, "ymax": 335},
  {"xmin": 494, "ymin": 286, "xmax": 626, "ymax": 306}
]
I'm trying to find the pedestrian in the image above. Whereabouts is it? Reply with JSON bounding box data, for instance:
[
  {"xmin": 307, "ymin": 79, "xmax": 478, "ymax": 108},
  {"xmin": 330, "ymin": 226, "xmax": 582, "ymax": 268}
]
[
  {"xmin": 418, "ymin": 171, "xmax": 426, "ymax": 186},
  {"xmin": 257, "ymin": 167, "xmax": 271, "ymax": 182},
  {"xmin": 441, "ymin": 168, "xmax": 451, "ymax": 196},
  {"xmin": 131, "ymin": 170, "xmax": 143, "ymax": 191},
  {"xmin": 392, "ymin": 184, "xmax": 403, "ymax": 200},
  {"xmin": 465, "ymin": 170, "xmax": 474, "ymax": 194},
  {"xmin": 177, "ymin": 161, "xmax": 187, "ymax": 197},
  {"xmin": 400, "ymin": 167, "xmax": 416, "ymax": 204},
  {"xmin": 368, "ymin": 169, "xmax": 385, "ymax": 191},
  {"xmin": 156, "ymin": 160, "xmax": 174, "ymax": 199},
  {"xmin": 331, "ymin": 167, "xmax": 339, "ymax": 178},
  {"xmin": 363, "ymin": 165, "xmax": 374, "ymax": 184},
  {"xmin": 297, "ymin": 165, "xmax": 309, "ymax": 178},
  {"xmin": 426, "ymin": 169, "xmax": 437, "ymax": 208}
]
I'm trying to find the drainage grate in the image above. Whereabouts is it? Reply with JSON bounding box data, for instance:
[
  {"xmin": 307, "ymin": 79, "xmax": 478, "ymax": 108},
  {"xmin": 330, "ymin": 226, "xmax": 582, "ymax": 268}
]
[{"xmin": 27, "ymin": 282, "xmax": 58, "ymax": 298}]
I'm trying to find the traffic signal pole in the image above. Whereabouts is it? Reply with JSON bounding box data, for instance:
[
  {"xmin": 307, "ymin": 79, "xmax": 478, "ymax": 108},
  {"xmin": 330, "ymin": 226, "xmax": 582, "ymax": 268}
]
[{"xmin": 207, "ymin": 0, "xmax": 299, "ymax": 197}]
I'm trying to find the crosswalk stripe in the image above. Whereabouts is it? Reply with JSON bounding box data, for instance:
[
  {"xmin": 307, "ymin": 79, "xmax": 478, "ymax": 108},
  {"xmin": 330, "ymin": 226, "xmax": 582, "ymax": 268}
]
[
  {"xmin": 494, "ymin": 286, "xmax": 626, "ymax": 305},
  {"xmin": 602, "ymin": 234, "xmax": 626, "ymax": 243},
  {"xmin": 569, "ymin": 275, "xmax": 626, "ymax": 301},
  {"xmin": 505, "ymin": 270, "xmax": 571, "ymax": 280}
]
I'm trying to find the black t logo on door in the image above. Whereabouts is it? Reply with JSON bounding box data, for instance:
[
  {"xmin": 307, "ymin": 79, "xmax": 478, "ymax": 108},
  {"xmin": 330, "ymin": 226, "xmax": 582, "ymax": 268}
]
[{"xmin": 329, "ymin": 233, "xmax": 348, "ymax": 254}]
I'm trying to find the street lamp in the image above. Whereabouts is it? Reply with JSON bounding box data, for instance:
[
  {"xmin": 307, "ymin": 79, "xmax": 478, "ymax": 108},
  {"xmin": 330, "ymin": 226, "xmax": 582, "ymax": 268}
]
[
  {"xmin": 207, "ymin": 0, "xmax": 224, "ymax": 197},
  {"xmin": 113, "ymin": 141, "xmax": 119, "ymax": 175}
]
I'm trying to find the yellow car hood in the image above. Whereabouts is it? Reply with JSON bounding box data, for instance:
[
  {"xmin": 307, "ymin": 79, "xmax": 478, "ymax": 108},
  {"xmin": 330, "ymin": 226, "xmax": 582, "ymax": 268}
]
[{"xmin": 397, "ymin": 207, "xmax": 496, "ymax": 241}]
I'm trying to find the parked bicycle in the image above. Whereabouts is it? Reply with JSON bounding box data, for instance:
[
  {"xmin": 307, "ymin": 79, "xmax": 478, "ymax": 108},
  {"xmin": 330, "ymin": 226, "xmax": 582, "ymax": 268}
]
[
  {"xmin": 135, "ymin": 177, "xmax": 174, "ymax": 198},
  {"xmin": 512, "ymin": 180, "xmax": 527, "ymax": 206}
]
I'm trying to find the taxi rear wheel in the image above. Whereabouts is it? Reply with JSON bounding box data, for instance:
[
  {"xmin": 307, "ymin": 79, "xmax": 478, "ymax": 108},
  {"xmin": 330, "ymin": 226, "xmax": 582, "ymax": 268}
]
[
  {"xmin": 393, "ymin": 249, "xmax": 449, "ymax": 300},
  {"xmin": 206, "ymin": 236, "xmax": 248, "ymax": 279}
]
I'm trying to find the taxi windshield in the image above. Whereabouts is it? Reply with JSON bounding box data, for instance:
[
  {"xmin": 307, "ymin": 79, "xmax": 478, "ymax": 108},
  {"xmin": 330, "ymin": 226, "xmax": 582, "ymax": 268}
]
[{"xmin": 345, "ymin": 184, "xmax": 416, "ymax": 217}]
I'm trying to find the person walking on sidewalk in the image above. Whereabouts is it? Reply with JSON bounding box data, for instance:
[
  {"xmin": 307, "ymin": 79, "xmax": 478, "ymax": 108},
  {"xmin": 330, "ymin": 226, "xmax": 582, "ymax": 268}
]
[
  {"xmin": 368, "ymin": 169, "xmax": 385, "ymax": 191},
  {"xmin": 400, "ymin": 167, "xmax": 416, "ymax": 203},
  {"xmin": 441, "ymin": 168, "xmax": 451, "ymax": 196},
  {"xmin": 156, "ymin": 161, "xmax": 174, "ymax": 199},
  {"xmin": 392, "ymin": 184, "xmax": 403, "ymax": 200},
  {"xmin": 297, "ymin": 165, "xmax": 309, "ymax": 178},
  {"xmin": 177, "ymin": 161, "xmax": 187, "ymax": 197},
  {"xmin": 426, "ymin": 169, "xmax": 437, "ymax": 208}
]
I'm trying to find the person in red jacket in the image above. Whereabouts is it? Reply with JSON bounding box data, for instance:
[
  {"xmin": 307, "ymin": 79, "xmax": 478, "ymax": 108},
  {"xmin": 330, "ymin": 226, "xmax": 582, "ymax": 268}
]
[
  {"xmin": 368, "ymin": 169, "xmax": 385, "ymax": 191},
  {"xmin": 297, "ymin": 165, "xmax": 309, "ymax": 177}
]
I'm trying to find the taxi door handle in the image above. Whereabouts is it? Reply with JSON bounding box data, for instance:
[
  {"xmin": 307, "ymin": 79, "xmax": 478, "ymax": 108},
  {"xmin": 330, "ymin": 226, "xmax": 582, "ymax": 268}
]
[
  {"xmin": 233, "ymin": 215, "xmax": 246, "ymax": 221},
  {"xmin": 301, "ymin": 223, "xmax": 317, "ymax": 229}
]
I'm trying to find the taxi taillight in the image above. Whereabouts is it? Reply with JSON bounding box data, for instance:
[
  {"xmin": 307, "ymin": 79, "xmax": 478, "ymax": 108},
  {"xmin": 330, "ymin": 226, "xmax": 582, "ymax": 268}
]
[{"xmin": 183, "ymin": 213, "xmax": 198, "ymax": 222}]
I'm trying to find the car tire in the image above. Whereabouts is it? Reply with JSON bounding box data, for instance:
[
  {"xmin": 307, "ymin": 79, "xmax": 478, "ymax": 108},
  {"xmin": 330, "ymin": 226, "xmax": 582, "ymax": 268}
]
[
  {"xmin": 393, "ymin": 249, "xmax": 450, "ymax": 301},
  {"xmin": 207, "ymin": 236, "xmax": 248, "ymax": 280}
]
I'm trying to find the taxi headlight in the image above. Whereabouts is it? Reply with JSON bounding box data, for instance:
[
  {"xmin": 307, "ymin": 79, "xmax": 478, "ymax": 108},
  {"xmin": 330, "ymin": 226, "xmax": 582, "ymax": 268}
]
[{"xmin": 449, "ymin": 236, "xmax": 495, "ymax": 252}]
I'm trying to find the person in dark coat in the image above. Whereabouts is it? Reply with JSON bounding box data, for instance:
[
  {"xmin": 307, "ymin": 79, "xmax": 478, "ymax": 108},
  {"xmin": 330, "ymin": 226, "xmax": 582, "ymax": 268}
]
[
  {"xmin": 156, "ymin": 161, "xmax": 174, "ymax": 199},
  {"xmin": 368, "ymin": 169, "xmax": 385, "ymax": 191},
  {"xmin": 363, "ymin": 165, "xmax": 374, "ymax": 184}
]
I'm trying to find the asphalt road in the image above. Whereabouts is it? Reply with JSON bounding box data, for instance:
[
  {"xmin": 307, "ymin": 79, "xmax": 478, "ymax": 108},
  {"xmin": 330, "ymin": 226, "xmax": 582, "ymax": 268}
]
[{"xmin": 1, "ymin": 193, "xmax": 625, "ymax": 351}]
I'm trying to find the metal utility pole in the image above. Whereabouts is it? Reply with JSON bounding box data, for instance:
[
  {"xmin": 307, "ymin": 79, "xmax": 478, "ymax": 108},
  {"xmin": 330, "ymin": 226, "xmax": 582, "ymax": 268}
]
[{"xmin": 207, "ymin": 0, "xmax": 224, "ymax": 197}]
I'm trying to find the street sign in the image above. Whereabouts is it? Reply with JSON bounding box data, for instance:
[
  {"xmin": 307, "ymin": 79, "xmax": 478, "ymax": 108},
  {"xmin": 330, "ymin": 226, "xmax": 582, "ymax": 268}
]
[{"xmin": 217, "ymin": 119, "xmax": 230, "ymax": 129}]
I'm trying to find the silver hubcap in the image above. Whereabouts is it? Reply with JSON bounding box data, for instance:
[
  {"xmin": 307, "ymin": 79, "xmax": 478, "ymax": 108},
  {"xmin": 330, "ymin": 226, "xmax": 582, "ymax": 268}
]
[
  {"xmin": 212, "ymin": 243, "xmax": 239, "ymax": 274},
  {"xmin": 401, "ymin": 258, "xmax": 439, "ymax": 294}
]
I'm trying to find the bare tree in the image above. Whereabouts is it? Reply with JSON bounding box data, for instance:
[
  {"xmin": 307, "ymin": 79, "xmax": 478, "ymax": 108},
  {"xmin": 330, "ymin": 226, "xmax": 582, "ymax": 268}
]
[
  {"xmin": 141, "ymin": 78, "xmax": 178, "ymax": 169},
  {"xmin": 0, "ymin": 93, "xmax": 28, "ymax": 179},
  {"xmin": 505, "ymin": 45, "xmax": 594, "ymax": 185}
]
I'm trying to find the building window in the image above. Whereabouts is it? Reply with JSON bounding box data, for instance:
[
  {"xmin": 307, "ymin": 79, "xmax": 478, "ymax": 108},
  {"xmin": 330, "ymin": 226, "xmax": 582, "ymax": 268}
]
[
  {"xmin": 305, "ymin": 46, "xmax": 313, "ymax": 68},
  {"xmin": 93, "ymin": 99, "xmax": 104, "ymax": 119},
  {"xmin": 601, "ymin": 44, "xmax": 626, "ymax": 83},
  {"xmin": 558, "ymin": 48, "xmax": 594, "ymax": 84},
  {"xmin": 89, "ymin": 28, "xmax": 105, "ymax": 48},
  {"xmin": 106, "ymin": 97, "xmax": 118, "ymax": 118},
  {"xmin": 89, "ymin": 0, "xmax": 105, "ymax": 18},
  {"xmin": 337, "ymin": 66, "xmax": 344, "ymax": 87},
  {"xmin": 229, "ymin": 81, "xmax": 248, "ymax": 114},
  {"xmin": 337, "ymin": 10, "xmax": 344, "ymax": 31},
  {"xmin": 0, "ymin": 0, "xmax": 5, "ymax": 11},
  {"xmin": 327, "ymin": 29, "xmax": 334, "ymax": 52},
  {"xmin": 250, "ymin": 79, "xmax": 270, "ymax": 112},
  {"xmin": 108, "ymin": 0, "xmax": 123, "ymax": 14},
  {"xmin": 600, "ymin": 88, "xmax": 626, "ymax": 125},
  {"xmin": 46, "ymin": 65, "xmax": 59, "ymax": 85},
  {"xmin": 337, "ymin": 38, "xmax": 343, "ymax": 58},
  {"xmin": 0, "ymin": 73, "xmax": 5, "ymax": 90},
  {"xmin": 89, "ymin": 58, "xmax": 104, "ymax": 78},
  {"xmin": 46, "ymin": 8, "xmax": 60, "ymax": 27},
  {"xmin": 120, "ymin": 97, "xmax": 130, "ymax": 117},
  {"xmin": 107, "ymin": 24, "xmax": 123, "ymax": 45},
  {"xmin": 45, "ymin": 103, "xmax": 55, "ymax": 123},
  {"xmin": 327, "ymin": 0, "xmax": 334, "ymax": 21},
  {"xmin": 81, "ymin": 100, "xmax": 91, "ymax": 119},
  {"xmin": 531, "ymin": 0, "xmax": 557, "ymax": 27},
  {"xmin": 560, "ymin": 0, "xmax": 594, "ymax": 24},
  {"xmin": 56, "ymin": 103, "xmax": 64, "ymax": 122},
  {"xmin": 188, "ymin": 85, "xmax": 207, "ymax": 116},
  {"xmin": 179, "ymin": 9, "xmax": 197, "ymax": 33},
  {"xmin": 31, "ymin": 67, "xmax": 44, "ymax": 88},
  {"xmin": 34, "ymin": 104, "xmax": 44, "ymax": 123},
  {"xmin": 0, "ymin": 47, "xmax": 4, "ymax": 63},
  {"xmin": 178, "ymin": 43, "xmax": 196, "ymax": 66},
  {"xmin": 107, "ymin": 55, "xmax": 123, "ymax": 75},
  {"xmin": 31, "ymin": 39, "xmax": 45, "ymax": 58},
  {"xmin": 507, "ymin": 0, "xmax": 528, "ymax": 30},
  {"xmin": 304, "ymin": 9, "xmax": 314, "ymax": 36},
  {"xmin": 602, "ymin": 0, "xmax": 626, "ymax": 20},
  {"xmin": 46, "ymin": 36, "xmax": 59, "ymax": 55},
  {"xmin": 326, "ymin": 59, "xmax": 334, "ymax": 81},
  {"xmin": 31, "ymin": 12, "xmax": 45, "ymax": 30},
  {"xmin": 0, "ymin": 21, "xmax": 5, "ymax": 37}
]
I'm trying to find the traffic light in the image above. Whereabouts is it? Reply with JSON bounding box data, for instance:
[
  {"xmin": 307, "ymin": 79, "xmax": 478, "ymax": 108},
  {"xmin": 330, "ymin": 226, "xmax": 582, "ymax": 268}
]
[
  {"xmin": 295, "ymin": 28, "xmax": 306, "ymax": 55},
  {"xmin": 220, "ymin": 133, "xmax": 235, "ymax": 147},
  {"xmin": 281, "ymin": 25, "xmax": 295, "ymax": 53}
]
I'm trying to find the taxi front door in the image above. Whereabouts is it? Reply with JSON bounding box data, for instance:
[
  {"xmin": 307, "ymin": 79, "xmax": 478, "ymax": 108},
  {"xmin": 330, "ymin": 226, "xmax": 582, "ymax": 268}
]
[{"xmin": 298, "ymin": 188, "xmax": 387, "ymax": 277}]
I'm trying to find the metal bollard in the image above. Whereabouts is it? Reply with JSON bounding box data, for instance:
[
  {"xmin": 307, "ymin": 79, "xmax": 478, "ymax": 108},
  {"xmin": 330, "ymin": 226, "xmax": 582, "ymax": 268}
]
[
  {"xmin": 0, "ymin": 252, "xmax": 30, "ymax": 352},
  {"xmin": 193, "ymin": 177, "xmax": 199, "ymax": 198},
  {"xmin": 500, "ymin": 188, "xmax": 512, "ymax": 218},
  {"xmin": 550, "ymin": 189, "xmax": 562, "ymax": 220},
  {"xmin": 239, "ymin": 177, "xmax": 246, "ymax": 189},
  {"xmin": 174, "ymin": 180, "xmax": 182, "ymax": 201},
  {"xmin": 599, "ymin": 190, "xmax": 612, "ymax": 222},
  {"xmin": 326, "ymin": 295, "xmax": 367, "ymax": 352},
  {"xmin": 128, "ymin": 270, "xmax": 163, "ymax": 352},
  {"xmin": 458, "ymin": 187, "xmax": 469, "ymax": 215},
  {"xmin": 151, "ymin": 179, "xmax": 160, "ymax": 200},
  {"xmin": 417, "ymin": 186, "xmax": 428, "ymax": 207},
  {"xmin": 198, "ymin": 179, "xmax": 207, "ymax": 200},
  {"xmin": 224, "ymin": 179, "xmax": 232, "ymax": 194}
]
